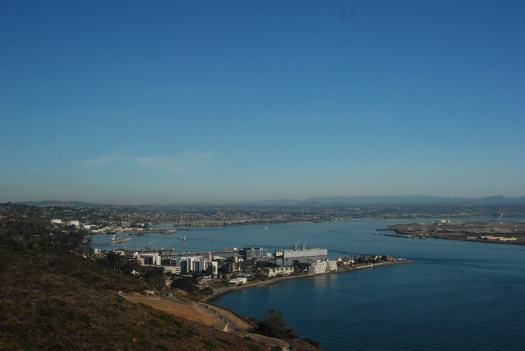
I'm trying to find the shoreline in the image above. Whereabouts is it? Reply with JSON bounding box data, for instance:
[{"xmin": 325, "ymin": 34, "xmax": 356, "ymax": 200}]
[
  {"xmin": 384, "ymin": 227, "xmax": 525, "ymax": 246},
  {"xmin": 204, "ymin": 259, "xmax": 413, "ymax": 302},
  {"xmin": 90, "ymin": 216, "xmax": 524, "ymax": 237}
]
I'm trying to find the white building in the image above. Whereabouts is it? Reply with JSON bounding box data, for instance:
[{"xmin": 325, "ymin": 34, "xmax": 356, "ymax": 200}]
[
  {"xmin": 266, "ymin": 266, "xmax": 294, "ymax": 278},
  {"xmin": 199, "ymin": 275, "xmax": 213, "ymax": 285},
  {"xmin": 135, "ymin": 252, "xmax": 162, "ymax": 266},
  {"xmin": 481, "ymin": 235, "xmax": 517, "ymax": 242},
  {"xmin": 192, "ymin": 258, "xmax": 210, "ymax": 273},
  {"xmin": 50, "ymin": 219, "xmax": 62, "ymax": 224},
  {"xmin": 180, "ymin": 256, "xmax": 196, "ymax": 273},
  {"xmin": 163, "ymin": 266, "xmax": 181, "ymax": 275},
  {"xmin": 228, "ymin": 277, "xmax": 248, "ymax": 285},
  {"xmin": 202, "ymin": 260, "xmax": 218, "ymax": 275},
  {"xmin": 308, "ymin": 260, "xmax": 338, "ymax": 274},
  {"xmin": 240, "ymin": 247, "xmax": 266, "ymax": 261},
  {"xmin": 179, "ymin": 256, "xmax": 213, "ymax": 274},
  {"xmin": 68, "ymin": 220, "xmax": 80, "ymax": 227}
]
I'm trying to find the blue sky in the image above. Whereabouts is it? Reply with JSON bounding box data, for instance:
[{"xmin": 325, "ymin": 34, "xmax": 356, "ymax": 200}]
[{"xmin": 1, "ymin": 0, "xmax": 524, "ymax": 203}]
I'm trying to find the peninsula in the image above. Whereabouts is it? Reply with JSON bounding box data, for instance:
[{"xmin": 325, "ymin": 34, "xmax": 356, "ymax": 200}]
[
  {"xmin": 1, "ymin": 203, "xmax": 412, "ymax": 351},
  {"xmin": 386, "ymin": 220, "xmax": 525, "ymax": 245}
]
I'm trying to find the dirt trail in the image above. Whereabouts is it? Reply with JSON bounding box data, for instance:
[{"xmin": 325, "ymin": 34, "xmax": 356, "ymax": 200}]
[
  {"xmin": 122, "ymin": 293, "xmax": 254, "ymax": 332},
  {"xmin": 122, "ymin": 293, "xmax": 291, "ymax": 348},
  {"xmin": 123, "ymin": 293, "xmax": 219, "ymax": 327}
]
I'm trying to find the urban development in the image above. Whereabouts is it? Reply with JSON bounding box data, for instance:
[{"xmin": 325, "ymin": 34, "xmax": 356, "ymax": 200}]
[
  {"xmin": 0, "ymin": 203, "xmax": 411, "ymax": 350},
  {"xmin": 1, "ymin": 201, "xmax": 524, "ymax": 350}
]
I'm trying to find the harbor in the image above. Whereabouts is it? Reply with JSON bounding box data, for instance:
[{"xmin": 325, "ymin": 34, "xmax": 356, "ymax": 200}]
[{"xmin": 86, "ymin": 219, "xmax": 525, "ymax": 351}]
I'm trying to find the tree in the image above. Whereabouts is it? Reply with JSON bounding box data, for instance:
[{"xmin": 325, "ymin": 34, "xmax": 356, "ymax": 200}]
[
  {"xmin": 256, "ymin": 310, "xmax": 297, "ymax": 339},
  {"xmin": 143, "ymin": 268, "xmax": 165, "ymax": 288},
  {"xmin": 170, "ymin": 276, "xmax": 199, "ymax": 293},
  {"xmin": 105, "ymin": 251, "xmax": 122, "ymax": 271}
]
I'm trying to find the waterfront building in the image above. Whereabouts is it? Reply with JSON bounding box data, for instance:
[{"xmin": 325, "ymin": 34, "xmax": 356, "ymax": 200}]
[
  {"xmin": 198, "ymin": 275, "xmax": 212, "ymax": 285},
  {"xmin": 275, "ymin": 245, "xmax": 328, "ymax": 266},
  {"xmin": 240, "ymin": 247, "xmax": 266, "ymax": 261},
  {"xmin": 308, "ymin": 259, "xmax": 338, "ymax": 274},
  {"xmin": 265, "ymin": 266, "xmax": 294, "ymax": 278},
  {"xmin": 221, "ymin": 259, "xmax": 241, "ymax": 273},
  {"xmin": 481, "ymin": 235, "xmax": 517, "ymax": 242},
  {"xmin": 228, "ymin": 277, "xmax": 248, "ymax": 285}
]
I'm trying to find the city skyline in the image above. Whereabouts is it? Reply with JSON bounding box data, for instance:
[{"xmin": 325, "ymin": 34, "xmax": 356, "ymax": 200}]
[{"xmin": 1, "ymin": 0, "xmax": 525, "ymax": 203}]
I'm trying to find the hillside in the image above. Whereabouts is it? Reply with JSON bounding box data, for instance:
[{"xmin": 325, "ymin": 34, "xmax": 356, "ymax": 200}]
[
  {"xmin": 0, "ymin": 247, "xmax": 273, "ymax": 351},
  {"xmin": 0, "ymin": 207, "xmax": 319, "ymax": 351}
]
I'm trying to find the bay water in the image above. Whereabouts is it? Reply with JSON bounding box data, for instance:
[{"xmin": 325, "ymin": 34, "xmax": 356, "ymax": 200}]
[{"xmin": 91, "ymin": 219, "xmax": 525, "ymax": 350}]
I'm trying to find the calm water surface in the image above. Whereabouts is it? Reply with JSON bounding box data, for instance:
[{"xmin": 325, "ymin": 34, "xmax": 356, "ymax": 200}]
[{"xmin": 92, "ymin": 220, "xmax": 525, "ymax": 350}]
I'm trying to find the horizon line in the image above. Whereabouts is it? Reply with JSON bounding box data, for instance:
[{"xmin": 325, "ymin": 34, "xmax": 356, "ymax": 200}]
[{"xmin": 4, "ymin": 194, "xmax": 525, "ymax": 207}]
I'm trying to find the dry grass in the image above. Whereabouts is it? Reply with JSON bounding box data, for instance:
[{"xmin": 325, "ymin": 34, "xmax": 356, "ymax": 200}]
[{"xmin": 0, "ymin": 248, "xmax": 267, "ymax": 351}]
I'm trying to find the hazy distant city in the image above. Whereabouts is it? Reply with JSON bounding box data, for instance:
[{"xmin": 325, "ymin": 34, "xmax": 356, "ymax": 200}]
[{"xmin": 16, "ymin": 195, "xmax": 525, "ymax": 226}]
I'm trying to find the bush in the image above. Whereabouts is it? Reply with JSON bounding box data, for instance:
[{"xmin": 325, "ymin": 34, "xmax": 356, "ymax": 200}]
[
  {"xmin": 255, "ymin": 310, "xmax": 297, "ymax": 340},
  {"xmin": 171, "ymin": 276, "xmax": 199, "ymax": 292}
]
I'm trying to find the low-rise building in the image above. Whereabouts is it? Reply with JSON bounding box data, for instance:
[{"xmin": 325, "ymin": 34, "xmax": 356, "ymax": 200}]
[
  {"xmin": 162, "ymin": 266, "xmax": 181, "ymax": 275},
  {"xmin": 228, "ymin": 277, "xmax": 248, "ymax": 285},
  {"xmin": 135, "ymin": 252, "xmax": 161, "ymax": 266},
  {"xmin": 198, "ymin": 275, "xmax": 213, "ymax": 285},
  {"xmin": 265, "ymin": 266, "xmax": 294, "ymax": 278},
  {"xmin": 481, "ymin": 235, "xmax": 517, "ymax": 242},
  {"xmin": 68, "ymin": 220, "xmax": 80, "ymax": 227}
]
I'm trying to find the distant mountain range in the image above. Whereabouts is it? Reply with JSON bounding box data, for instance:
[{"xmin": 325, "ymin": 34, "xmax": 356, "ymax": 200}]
[
  {"xmin": 21, "ymin": 200, "xmax": 125, "ymax": 208},
  {"xmin": 236, "ymin": 195, "xmax": 525, "ymax": 207},
  {"xmin": 299, "ymin": 195, "xmax": 525, "ymax": 206},
  {"xmin": 19, "ymin": 195, "xmax": 525, "ymax": 208}
]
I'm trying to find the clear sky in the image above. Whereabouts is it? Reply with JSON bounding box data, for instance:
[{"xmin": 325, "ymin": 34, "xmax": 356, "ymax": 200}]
[{"xmin": 1, "ymin": 0, "xmax": 524, "ymax": 204}]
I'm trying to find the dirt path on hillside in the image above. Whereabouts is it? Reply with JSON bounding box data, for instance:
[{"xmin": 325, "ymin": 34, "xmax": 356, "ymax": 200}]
[
  {"xmin": 122, "ymin": 292, "xmax": 290, "ymax": 349},
  {"xmin": 122, "ymin": 293, "xmax": 254, "ymax": 332}
]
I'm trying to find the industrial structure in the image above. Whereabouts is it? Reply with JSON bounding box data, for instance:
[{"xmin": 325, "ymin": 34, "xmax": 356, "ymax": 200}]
[{"xmin": 275, "ymin": 243, "xmax": 328, "ymax": 266}]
